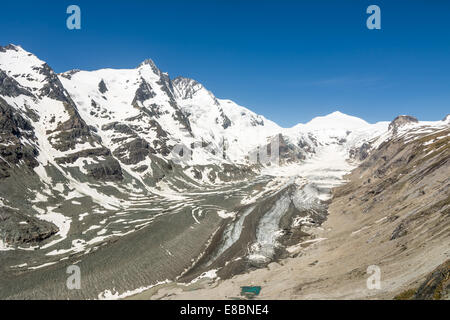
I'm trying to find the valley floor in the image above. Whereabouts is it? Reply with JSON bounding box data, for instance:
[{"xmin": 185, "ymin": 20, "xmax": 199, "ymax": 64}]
[{"xmin": 129, "ymin": 196, "xmax": 448, "ymax": 300}]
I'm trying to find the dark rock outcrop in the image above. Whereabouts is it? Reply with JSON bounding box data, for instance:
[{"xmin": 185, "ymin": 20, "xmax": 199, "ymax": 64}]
[
  {"xmin": 48, "ymin": 100, "xmax": 102, "ymax": 152},
  {"xmin": 138, "ymin": 59, "xmax": 160, "ymax": 75},
  {"xmin": 250, "ymin": 116, "xmax": 265, "ymax": 127},
  {"xmin": 390, "ymin": 221, "xmax": 408, "ymax": 240},
  {"xmin": 59, "ymin": 69, "xmax": 80, "ymax": 80},
  {"xmin": 395, "ymin": 260, "xmax": 450, "ymax": 300},
  {"xmin": 172, "ymin": 76, "xmax": 220, "ymax": 105},
  {"xmin": 0, "ymin": 70, "xmax": 34, "ymax": 98},
  {"xmin": 102, "ymin": 121, "xmax": 136, "ymax": 136},
  {"xmin": 132, "ymin": 78, "xmax": 156, "ymax": 107},
  {"xmin": 112, "ymin": 138, "xmax": 155, "ymax": 165},
  {"xmin": 218, "ymin": 109, "xmax": 232, "ymax": 129},
  {"xmin": 250, "ymin": 134, "xmax": 308, "ymax": 165},
  {"xmin": 0, "ymin": 44, "xmax": 19, "ymax": 52},
  {"xmin": 54, "ymin": 147, "xmax": 111, "ymax": 164},
  {"xmin": 34, "ymin": 62, "xmax": 103, "ymax": 154},
  {"xmin": 443, "ymin": 114, "xmax": 450, "ymax": 123},
  {"xmin": 388, "ymin": 115, "xmax": 418, "ymax": 134},
  {"xmin": 349, "ymin": 142, "xmax": 372, "ymax": 161},
  {"xmin": 85, "ymin": 157, "xmax": 123, "ymax": 181},
  {"xmin": 37, "ymin": 63, "xmax": 72, "ymax": 102},
  {"xmin": 0, "ymin": 97, "xmax": 39, "ymax": 178},
  {"xmin": 414, "ymin": 260, "xmax": 450, "ymax": 300},
  {"xmin": 0, "ymin": 207, "xmax": 59, "ymax": 246},
  {"xmin": 98, "ymin": 79, "xmax": 108, "ymax": 94}
]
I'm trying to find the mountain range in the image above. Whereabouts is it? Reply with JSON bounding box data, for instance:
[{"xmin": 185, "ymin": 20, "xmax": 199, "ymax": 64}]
[{"xmin": 0, "ymin": 44, "xmax": 448, "ymax": 300}]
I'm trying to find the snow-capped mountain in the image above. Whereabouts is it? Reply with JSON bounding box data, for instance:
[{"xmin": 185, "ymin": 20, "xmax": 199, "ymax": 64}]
[
  {"xmin": 0, "ymin": 44, "xmax": 393, "ymax": 181},
  {"xmin": 1, "ymin": 44, "xmax": 447, "ymax": 213},
  {"xmin": 59, "ymin": 63, "xmax": 283, "ymax": 170},
  {"xmin": 1, "ymin": 43, "xmax": 447, "ymax": 212}
]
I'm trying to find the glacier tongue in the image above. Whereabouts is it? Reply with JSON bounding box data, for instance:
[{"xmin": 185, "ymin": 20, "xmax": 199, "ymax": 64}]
[{"xmin": 248, "ymin": 142, "xmax": 358, "ymax": 263}]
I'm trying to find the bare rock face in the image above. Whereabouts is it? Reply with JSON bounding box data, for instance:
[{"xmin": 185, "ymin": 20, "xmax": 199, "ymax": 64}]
[
  {"xmin": 390, "ymin": 221, "xmax": 408, "ymax": 240},
  {"xmin": 250, "ymin": 134, "xmax": 312, "ymax": 165},
  {"xmin": 0, "ymin": 44, "xmax": 19, "ymax": 52},
  {"xmin": 37, "ymin": 63, "xmax": 69, "ymax": 101},
  {"xmin": 0, "ymin": 207, "xmax": 59, "ymax": 246},
  {"xmin": 218, "ymin": 109, "xmax": 232, "ymax": 129},
  {"xmin": 395, "ymin": 260, "xmax": 450, "ymax": 300},
  {"xmin": 388, "ymin": 115, "xmax": 419, "ymax": 134},
  {"xmin": 132, "ymin": 78, "xmax": 156, "ymax": 107},
  {"xmin": 0, "ymin": 70, "xmax": 34, "ymax": 98},
  {"xmin": 172, "ymin": 76, "xmax": 219, "ymax": 105},
  {"xmin": 54, "ymin": 147, "xmax": 111, "ymax": 164},
  {"xmin": 349, "ymin": 142, "xmax": 371, "ymax": 161},
  {"xmin": 138, "ymin": 59, "xmax": 160, "ymax": 75},
  {"xmin": 85, "ymin": 156, "xmax": 123, "ymax": 181},
  {"xmin": 98, "ymin": 79, "xmax": 108, "ymax": 94},
  {"xmin": 0, "ymin": 97, "xmax": 39, "ymax": 178},
  {"xmin": 53, "ymin": 147, "xmax": 123, "ymax": 181},
  {"xmin": 30, "ymin": 61, "xmax": 106, "ymax": 157},
  {"xmin": 112, "ymin": 138, "xmax": 155, "ymax": 165},
  {"xmin": 414, "ymin": 260, "xmax": 450, "ymax": 300},
  {"xmin": 59, "ymin": 69, "xmax": 80, "ymax": 80},
  {"xmin": 443, "ymin": 114, "xmax": 450, "ymax": 123}
]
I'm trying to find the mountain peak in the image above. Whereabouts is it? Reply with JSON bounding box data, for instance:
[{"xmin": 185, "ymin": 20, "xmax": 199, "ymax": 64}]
[
  {"xmin": 0, "ymin": 44, "xmax": 48, "ymax": 91},
  {"xmin": 322, "ymin": 111, "xmax": 356, "ymax": 118},
  {"xmin": 327, "ymin": 111, "xmax": 346, "ymax": 117},
  {"xmin": 304, "ymin": 111, "xmax": 369, "ymax": 130},
  {"xmin": 137, "ymin": 58, "xmax": 161, "ymax": 75},
  {"xmin": 138, "ymin": 58, "xmax": 156, "ymax": 67},
  {"xmin": 0, "ymin": 44, "xmax": 21, "ymax": 52},
  {"xmin": 388, "ymin": 115, "xmax": 418, "ymax": 133},
  {"xmin": 0, "ymin": 43, "xmax": 41, "ymax": 61}
]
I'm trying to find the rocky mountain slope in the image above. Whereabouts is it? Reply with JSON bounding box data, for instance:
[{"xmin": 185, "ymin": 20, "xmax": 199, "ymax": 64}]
[
  {"xmin": 0, "ymin": 44, "xmax": 384, "ymax": 249},
  {"xmin": 0, "ymin": 44, "xmax": 448, "ymax": 299}
]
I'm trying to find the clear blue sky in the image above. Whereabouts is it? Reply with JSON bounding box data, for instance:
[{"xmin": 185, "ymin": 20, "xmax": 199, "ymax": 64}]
[{"xmin": 1, "ymin": 0, "xmax": 449, "ymax": 126}]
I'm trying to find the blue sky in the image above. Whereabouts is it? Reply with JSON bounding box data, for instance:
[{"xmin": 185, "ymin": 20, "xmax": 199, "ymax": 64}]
[{"xmin": 1, "ymin": 0, "xmax": 449, "ymax": 126}]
